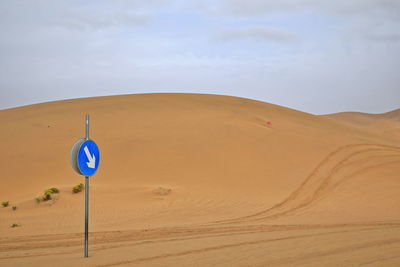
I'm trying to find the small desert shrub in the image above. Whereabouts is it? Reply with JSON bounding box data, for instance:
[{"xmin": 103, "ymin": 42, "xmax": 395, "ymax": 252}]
[
  {"xmin": 2, "ymin": 201, "xmax": 9, "ymax": 207},
  {"xmin": 42, "ymin": 191, "xmax": 52, "ymax": 201},
  {"xmin": 12, "ymin": 206, "xmax": 17, "ymax": 211},
  {"xmin": 72, "ymin": 183, "xmax": 84, "ymax": 193},
  {"xmin": 11, "ymin": 223, "xmax": 20, "ymax": 228},
  {"xmin": 36, "ymin": 187, "xmax": 60, "ymax": 202},
  {"xmin": 46, "ymin": 187, "xmax": 59, "ymax": 194}
]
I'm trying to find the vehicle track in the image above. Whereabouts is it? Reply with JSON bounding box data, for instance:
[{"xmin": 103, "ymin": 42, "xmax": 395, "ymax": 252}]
[
  {"xmin": 215, "ymin": 144, "xmax": 400, "ymax": 224},
  {"xmin": 2, "ymin": 222, "xmax": 398, "ymax": 261}
]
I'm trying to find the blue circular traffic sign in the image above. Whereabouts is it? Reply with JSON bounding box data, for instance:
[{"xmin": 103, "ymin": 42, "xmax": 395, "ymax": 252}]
[{"xmin": 71, "ymin": 139, "xmax": 100, "ymax": 177}]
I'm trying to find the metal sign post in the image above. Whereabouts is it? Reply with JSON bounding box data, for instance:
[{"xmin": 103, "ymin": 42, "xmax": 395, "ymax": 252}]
[
  {"xmin": 84, "ymin": 114, "xmax": 89, "ymax": 258},
  {"xmin": 85, "ymin": 174, "xmax": 89, "ymax": 257},
  {"xmin": 70, "ymin": 114, "xmax": 100, "ymax": 258}
]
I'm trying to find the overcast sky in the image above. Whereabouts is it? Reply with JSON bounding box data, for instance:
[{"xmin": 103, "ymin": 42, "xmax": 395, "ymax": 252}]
[{"xmin": 0, "ymin": 0, "xmax": 399, "ymax": 114}]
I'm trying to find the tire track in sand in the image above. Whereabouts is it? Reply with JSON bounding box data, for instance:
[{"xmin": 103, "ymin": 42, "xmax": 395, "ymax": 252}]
[{"xmin": 215, "ymin": 144, "xmax": 400, "ymax": 224}]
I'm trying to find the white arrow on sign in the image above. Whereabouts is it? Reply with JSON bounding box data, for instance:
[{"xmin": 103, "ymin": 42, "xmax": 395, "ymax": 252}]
[{"xmin": 84, "ymin": 146, "xmax": 96, "ymax": 169}]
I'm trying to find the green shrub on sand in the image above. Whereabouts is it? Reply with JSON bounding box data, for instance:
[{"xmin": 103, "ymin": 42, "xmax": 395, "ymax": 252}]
[
  {"xmin": 46, "ymin": 187, "xmax": 59, "ymax": 194},
  {"xmin": 36, "ymin": 187, "xmax": 60, "ymax": 202},
  {"xmin": 72, "ymin": 183, "xmax": 84, "ymax": 193}
]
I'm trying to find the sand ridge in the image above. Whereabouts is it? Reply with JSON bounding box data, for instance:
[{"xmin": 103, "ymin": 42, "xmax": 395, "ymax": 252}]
[{"xmin": 0, "ymin": 93, "xmax": 399, "ymax": 266}]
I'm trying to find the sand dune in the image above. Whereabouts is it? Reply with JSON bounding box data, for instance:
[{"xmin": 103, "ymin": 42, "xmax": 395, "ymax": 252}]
[
  {"xmin": 0, "ymin": 93, "xmax": 399, "ymax": 266},
  {"xmin": 324, "ymin": 109, "xmax": 400, "ymax": 143}
]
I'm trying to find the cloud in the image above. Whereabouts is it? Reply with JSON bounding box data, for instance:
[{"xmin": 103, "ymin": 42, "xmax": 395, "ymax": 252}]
[
  {"xmin": 49, "ymin": 10, "xmax": 152, "ymax": 31},
  {"xmin": 0, "ymin": 1, "xmax": 156, "ymax": 33},
  {"xmin": 218, "ymin": 26, "xmax": 300, "ymax": 43},
  {"xmin": 220, "ymin": 0, "xmax": 307, "ymax": 15},
  {"xmin": 220, "ymin": 0, "xmax": 400, "ymax": 17},
  {"xmin": 364, "ymin": 33, "xmax": 400, "ymax": 43}
]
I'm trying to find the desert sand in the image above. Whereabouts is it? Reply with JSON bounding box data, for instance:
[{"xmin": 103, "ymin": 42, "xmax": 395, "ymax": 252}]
[{"xmin": 0, "ymin": 93, "xmax": 399, "ymax": 266}]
